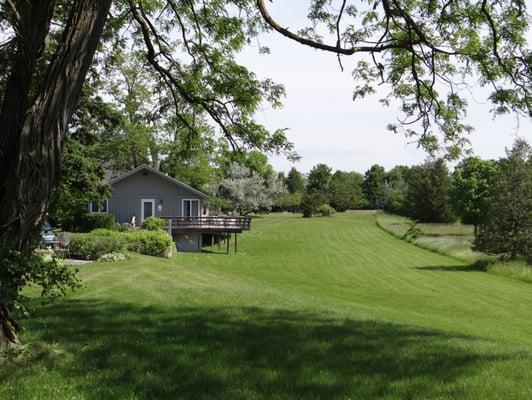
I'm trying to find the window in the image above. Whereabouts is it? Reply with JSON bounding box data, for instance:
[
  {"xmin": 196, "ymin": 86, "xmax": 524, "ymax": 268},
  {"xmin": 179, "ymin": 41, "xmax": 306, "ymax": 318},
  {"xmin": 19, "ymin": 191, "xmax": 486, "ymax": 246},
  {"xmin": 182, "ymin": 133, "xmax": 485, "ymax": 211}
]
[
  {"xmin": 182, "ymin": 199, "xmax": 200, "ymax": 217},
  {"xmin": 89, "ymin": 199, "xmax": 108, "ymax": 213}
]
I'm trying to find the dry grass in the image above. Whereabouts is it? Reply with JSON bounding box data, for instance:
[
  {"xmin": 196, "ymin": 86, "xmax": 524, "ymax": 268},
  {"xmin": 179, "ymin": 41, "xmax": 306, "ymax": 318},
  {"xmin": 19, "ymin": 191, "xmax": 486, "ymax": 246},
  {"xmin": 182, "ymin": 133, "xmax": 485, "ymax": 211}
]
[{"xmin": 376, "ymin": 212, "xmax": 532, "ymax": 283}]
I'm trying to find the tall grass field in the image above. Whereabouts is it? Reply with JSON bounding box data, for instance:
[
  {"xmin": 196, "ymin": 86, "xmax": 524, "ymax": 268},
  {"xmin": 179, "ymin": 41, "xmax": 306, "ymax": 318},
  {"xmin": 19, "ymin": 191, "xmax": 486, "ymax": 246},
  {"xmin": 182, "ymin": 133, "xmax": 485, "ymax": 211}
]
[
  {"xmin": 376, "ymin": 212, "xmax": 532, "ymax": 283},
  {"xmin": 1, "ymin": 212, "xmax": 531, "ymax": 399}
]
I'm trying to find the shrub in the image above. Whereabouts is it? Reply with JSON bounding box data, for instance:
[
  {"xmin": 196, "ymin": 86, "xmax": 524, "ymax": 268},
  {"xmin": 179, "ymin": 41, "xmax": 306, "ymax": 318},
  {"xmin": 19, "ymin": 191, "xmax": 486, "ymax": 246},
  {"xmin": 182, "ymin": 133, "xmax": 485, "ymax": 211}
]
[
  {"xmin": 316, "ymin": 204, "xmax": 335, "ymax": 217},
  {"xmin": 98, "ymin": 252, "xmax": 129, "ymax": 262},
  {"xmin": 125, "ymin": 231, "xmax": 173, "ymax": 257},
  {"xmin": 90, "ymin": 228, "xmax": 122, "ymax": 237},
  {"xmin": 116, "ymin": 223, "xmax": 138, "ymax": 232},
  {"xmin": 300, "ymin": 191, "xmax": 329, "ymax": 217},
  {"xmin": 69, "ymin": 233, "xmax": 125, "ymax": 260},
  {"xmin": 78, "ymin": 212, "xmax": 116, "ymax": 232},
  {"xmin": 142, "ymin": 216, "xmax": 167, "ymax": 231}
]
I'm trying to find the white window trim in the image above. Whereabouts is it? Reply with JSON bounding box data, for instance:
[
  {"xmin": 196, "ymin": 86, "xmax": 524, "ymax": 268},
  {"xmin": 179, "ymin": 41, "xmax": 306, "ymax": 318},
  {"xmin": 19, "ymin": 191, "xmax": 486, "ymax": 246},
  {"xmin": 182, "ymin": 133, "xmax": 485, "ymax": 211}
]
[
  {"xmin": 182, "ymin": 199, "xmax": 200, "ymax": 217},
  {"xmin": 141, "ymin": 198, "xmax": 156, "ymax": 222},
  {"xmin": 89, "ymin": 199, "xmax": 108, "ymax": 213}
]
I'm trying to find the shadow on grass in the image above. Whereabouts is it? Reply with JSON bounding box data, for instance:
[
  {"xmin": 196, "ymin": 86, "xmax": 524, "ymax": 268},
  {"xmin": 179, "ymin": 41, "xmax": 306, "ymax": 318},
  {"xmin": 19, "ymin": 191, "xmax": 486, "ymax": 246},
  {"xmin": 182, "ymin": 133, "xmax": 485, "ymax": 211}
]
[
  {"xmin": 422, "ymin": 233, "xmax": 470, "ymax": 238},
  {"xmin": 2, "ymin": 301, "xmax": 516, "ymax": 399},
  {"xmin": 415, "ymin": 264, "xmax": 484, "ymax": 272}
]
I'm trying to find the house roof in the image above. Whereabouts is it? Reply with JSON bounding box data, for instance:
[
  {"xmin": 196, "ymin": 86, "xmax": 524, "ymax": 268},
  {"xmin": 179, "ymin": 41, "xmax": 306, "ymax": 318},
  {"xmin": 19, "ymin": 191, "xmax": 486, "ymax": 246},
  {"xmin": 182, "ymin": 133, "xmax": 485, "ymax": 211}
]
[{"xmin": 109, "ymin": 164, "xmax": 208, "ymax": 199}]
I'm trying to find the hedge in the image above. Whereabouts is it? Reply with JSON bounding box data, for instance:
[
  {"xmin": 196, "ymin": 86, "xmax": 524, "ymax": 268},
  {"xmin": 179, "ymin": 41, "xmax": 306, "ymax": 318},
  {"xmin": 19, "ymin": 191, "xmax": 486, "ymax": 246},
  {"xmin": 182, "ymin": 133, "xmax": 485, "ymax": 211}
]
[
  {"xmin": 126, "ymin": 231, "xmax": 173, "ymax": 257},
  {"xmin": 78, "ymin": 213, "xmax": 116, "ymax": 232},
  {"xmin": 69, "ymin": 233, "xmax": 125, "ymax": 260},
  {"xmin": 69, "ymin": 229, "xmax": 173, "ymax": 260},
  {"xmin": 142, "ymin": 216, "xmax": 167, "ymax": 231}
]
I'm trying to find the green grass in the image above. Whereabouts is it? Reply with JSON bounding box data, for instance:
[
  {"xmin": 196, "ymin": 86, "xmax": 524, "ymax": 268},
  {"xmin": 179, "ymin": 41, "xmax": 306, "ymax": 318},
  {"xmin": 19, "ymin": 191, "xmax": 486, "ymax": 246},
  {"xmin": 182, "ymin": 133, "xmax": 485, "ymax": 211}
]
[
  {"xmin": 376, "ymin": 212, "xmax": 532, "ymax": 283},
  {"xmin": 1, "ymin": 212, "xmax": 532, "ymax": 399}
]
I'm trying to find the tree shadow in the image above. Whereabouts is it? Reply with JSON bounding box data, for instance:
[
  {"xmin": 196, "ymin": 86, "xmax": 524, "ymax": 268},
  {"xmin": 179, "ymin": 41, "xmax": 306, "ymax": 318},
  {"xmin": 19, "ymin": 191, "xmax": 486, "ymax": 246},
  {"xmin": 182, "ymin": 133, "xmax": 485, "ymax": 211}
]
[
  {"xmin": 415, "ymin": 264, "xmax": 484, "ymax": 272},
  {"xmin": 2, "ymin": 300, "xmax": 519, "ymax": 399},
  {"xmin": 422, "ymin": 233, "xmax": 470, "ymax": 238}
]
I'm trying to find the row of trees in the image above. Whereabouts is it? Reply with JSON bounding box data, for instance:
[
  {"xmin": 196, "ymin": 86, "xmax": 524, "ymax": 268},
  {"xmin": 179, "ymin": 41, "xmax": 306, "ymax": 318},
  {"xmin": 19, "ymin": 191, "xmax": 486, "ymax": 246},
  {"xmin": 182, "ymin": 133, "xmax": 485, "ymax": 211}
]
[{"xmin": 280, "ymin": 139, "xmax": 530, "ymax": 261}]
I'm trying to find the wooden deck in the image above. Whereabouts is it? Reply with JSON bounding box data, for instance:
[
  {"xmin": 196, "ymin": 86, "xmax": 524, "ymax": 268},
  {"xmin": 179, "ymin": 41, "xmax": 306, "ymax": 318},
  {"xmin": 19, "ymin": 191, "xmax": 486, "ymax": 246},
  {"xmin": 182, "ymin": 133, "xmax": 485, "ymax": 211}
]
[{"xmin": 162, "ymin": 216, "xmax": 252, "ymax": 233}]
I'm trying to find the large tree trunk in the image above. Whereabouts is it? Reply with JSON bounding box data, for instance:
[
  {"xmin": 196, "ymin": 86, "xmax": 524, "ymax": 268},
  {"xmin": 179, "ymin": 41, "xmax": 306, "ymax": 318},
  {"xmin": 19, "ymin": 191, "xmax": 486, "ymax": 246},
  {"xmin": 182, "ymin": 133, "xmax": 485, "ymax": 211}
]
[
  {"xmin": 0, "ymin": 301, "xmax": 21, "ymax": 350},
  {"xmin": 0, "ymin": 0, "xmax": 112, "ymax": 349}
]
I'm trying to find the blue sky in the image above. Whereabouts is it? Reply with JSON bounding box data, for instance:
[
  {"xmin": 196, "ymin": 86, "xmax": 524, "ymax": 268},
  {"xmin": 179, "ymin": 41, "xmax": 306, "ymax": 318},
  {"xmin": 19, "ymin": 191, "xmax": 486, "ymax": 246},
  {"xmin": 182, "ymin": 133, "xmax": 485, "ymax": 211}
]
[{"xmin": 237, "ymin": 2, "xmax": 532, "ymax": 174}]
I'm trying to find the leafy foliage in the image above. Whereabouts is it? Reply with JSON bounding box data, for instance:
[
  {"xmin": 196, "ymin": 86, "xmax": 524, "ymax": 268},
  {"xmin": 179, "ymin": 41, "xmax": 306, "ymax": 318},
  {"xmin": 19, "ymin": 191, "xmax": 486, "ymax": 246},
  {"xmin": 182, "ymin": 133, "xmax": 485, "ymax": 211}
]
[
  {"xmin": 301, "ymin": 190, "xmax": 330, "ymax": 218},
  {"xmin": 363, "ymin": 165, "xmax": 387, "ymax": 209},
  {"xmin": 126, "ymin": 231, "xmax": 173, "ymax": 258},
  {"xmin": 329, "ymin": 170, "xmax": 366, "ymax": 211},
  {"xmin": 307, "ymin": 164, "xmax": 332, "ymax": 192},
  {"xmin": 78, "ymin": 213, "xmax": 116, "ymax": 233},
  {"xmin": 404, "ymin": 159, "xmax": 455, "ymax": 223},
  {"xmin": 215, "ymin": 163, "xmax": 286, "ymax": 215},
  {"xmin": 450, "ymin": 157, "xmax": 499, "ymax": 231},
  {"xmin": 285, "ymin": 167, "xmax": 305, "ymax": 194},
  {"xmin": 382, "ymin": 166, "xmax": 412, "ymax": 215},
  {"xmin": 48, "ymin": 134, "xmax": 110, "ymax": 228},
  {"xmin": 0, "ymin": 250, "xmax": 80, "ymax": 309},
  {"xmin": 142, "ymin": 217, "xmax": 167, "ymax": 231},
  {"xmin": 316, "ymin": 204, "xmax": 336, "ymax": 217},
  {"xmin": 97, "ymin": 253, "xmax": 129, "ymax": 263},
  {"xmin": 258, "ymin": 0, "xmax": 531, "ymax": 157},
  {"xmin": 69, "ymin": 234, "xmax": 125, "ymax": 261}
]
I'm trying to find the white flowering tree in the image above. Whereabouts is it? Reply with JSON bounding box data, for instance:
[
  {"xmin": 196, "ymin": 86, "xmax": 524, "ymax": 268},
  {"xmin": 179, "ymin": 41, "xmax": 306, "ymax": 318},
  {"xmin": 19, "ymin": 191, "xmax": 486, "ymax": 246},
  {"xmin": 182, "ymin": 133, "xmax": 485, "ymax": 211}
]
[{"xmin": 219, "ymin": 163, "xmax": 286, "ymax": 215}]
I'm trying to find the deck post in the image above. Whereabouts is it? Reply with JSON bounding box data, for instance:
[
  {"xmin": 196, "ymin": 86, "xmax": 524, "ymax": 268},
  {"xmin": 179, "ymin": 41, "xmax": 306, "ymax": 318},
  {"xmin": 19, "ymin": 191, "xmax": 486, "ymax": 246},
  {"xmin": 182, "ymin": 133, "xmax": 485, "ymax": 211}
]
[
  {"xmin": 217, "ymin": 234, "xmax": 221, "ymax": 250},
  {"xmin": 226, "ymin": 233, "xmax": 230, "ymax": 254},
  {"xmin": 234, "ymin": 232, "xmax": 237, "ymax": 254}
]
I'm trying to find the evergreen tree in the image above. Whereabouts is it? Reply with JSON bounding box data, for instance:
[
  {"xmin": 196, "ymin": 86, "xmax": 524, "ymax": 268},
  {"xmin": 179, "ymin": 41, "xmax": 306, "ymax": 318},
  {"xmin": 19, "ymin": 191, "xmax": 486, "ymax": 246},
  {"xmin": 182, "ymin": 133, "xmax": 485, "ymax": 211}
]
[
  {"xmin": 363, "ymin": 165, "xmax": 386, "ymax": 209},
  {"xmin": 307, "ymin": 164, "xmax": 333, "ymax": 193},
  {"xmin": 405, "ymin": 159, "xmax": 455, "ymax": 223},
  {"xmin": 286, "ymin": 167, "xmax": 305, "ymax": 194},
  {"xmin": 474, "ymin": 140, "xmax": 532, "ymax": 260}
]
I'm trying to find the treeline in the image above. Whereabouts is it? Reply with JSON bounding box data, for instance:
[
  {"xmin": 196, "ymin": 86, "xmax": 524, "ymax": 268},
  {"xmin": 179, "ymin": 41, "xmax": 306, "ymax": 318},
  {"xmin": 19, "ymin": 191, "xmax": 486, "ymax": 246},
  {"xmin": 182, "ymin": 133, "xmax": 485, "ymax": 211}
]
[{"xmin": 275, "ymin": 139, "xmax": 531, "ymax": 262}]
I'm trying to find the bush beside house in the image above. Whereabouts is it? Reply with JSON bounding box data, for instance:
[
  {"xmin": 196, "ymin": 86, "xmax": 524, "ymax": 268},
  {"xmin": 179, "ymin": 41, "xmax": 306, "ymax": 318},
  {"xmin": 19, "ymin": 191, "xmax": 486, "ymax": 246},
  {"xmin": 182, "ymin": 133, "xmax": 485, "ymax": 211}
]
[
  {"xmin": 142, "ymin": 217, "xmax": 167, "ymax": 231},
  {"xmin": 78, "ymin": 212, "xmax": 116, "ymax": 232},
  {"xmin": 69, "ymin": 229, "xmax": 173, "ymax": 260}
]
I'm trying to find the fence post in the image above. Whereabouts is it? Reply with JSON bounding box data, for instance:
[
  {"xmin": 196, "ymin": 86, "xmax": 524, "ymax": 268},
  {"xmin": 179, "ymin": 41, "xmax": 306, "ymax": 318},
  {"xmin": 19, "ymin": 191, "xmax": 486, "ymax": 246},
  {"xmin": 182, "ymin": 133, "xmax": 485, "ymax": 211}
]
[{"xmin": 167, "ymin": 218, "xmax": 172, "ymax": 235}]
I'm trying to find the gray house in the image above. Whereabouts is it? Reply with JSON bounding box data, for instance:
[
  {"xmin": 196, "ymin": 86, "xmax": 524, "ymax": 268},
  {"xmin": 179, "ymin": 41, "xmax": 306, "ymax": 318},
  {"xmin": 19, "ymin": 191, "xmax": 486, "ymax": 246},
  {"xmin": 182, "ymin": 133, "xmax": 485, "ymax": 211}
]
[{"xmin": 89, "ymin": 164, "xmax": 250, "ymax": 253}]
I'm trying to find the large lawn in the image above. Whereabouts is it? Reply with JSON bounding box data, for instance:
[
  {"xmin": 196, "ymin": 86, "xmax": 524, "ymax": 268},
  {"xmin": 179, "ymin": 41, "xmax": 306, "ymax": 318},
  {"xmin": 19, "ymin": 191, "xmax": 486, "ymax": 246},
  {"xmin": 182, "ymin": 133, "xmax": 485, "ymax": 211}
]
[{"xmin": 1, "ymin": 212, "xmax": 531, "ymax": 399}]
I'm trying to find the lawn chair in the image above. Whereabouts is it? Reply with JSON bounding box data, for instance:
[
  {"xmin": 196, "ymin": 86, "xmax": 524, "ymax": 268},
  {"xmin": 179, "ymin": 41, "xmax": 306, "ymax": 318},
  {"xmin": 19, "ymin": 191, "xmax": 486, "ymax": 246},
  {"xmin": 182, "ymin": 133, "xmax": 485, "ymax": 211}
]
[{"xmin": 54, "ymin": 233, "xmax": 71, "ymax": 259}]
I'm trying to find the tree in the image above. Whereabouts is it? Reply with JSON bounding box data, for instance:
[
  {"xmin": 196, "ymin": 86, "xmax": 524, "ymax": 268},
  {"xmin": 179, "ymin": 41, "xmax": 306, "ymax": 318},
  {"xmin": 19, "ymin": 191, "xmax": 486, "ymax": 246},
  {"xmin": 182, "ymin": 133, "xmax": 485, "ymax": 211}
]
[
  {"xmin": 450, "ymin": 157, "xmax": 498, "ymax": 234},
  {"xmin": 48, "ymin": 133, "xmax": 110, "ymax": 229},
  {"xmin": 405, "ymin": 159, "xmax": 455, "ymax": 223},
  {"xmin": 474, "ymin": 139, "xmax": 532, "ymax": 260},
  {"xmin": 329, "ymin": 171, "xmax": 365, "ymax": 212},
  {"xmin": 216, "ymin": 163, "xmax": 286, "ymax": 215},
  {"xmin": 382, "ymin": 165, "xmax": 411, "ymax": 215},
  {"xmin": 285, "ymin": 167, "xmax": 305, "ymax": 194},
  {"xmin": 0, "ymin": 0, "xmax": 292, "ymax": 348},
  {"xmin": 307, "ymin": 163, "xmax": 332, "ymax": 193},
  {"xmin": 257, "ymin": 0, "xmax": 531, "ymax": 156},
  {"xmin": 300, "ymin": 190, "xmax": 330, "ymax": 218},
  {"xmin": 363, "ymin": 165, "xmax": 386, "ymax": 209}
]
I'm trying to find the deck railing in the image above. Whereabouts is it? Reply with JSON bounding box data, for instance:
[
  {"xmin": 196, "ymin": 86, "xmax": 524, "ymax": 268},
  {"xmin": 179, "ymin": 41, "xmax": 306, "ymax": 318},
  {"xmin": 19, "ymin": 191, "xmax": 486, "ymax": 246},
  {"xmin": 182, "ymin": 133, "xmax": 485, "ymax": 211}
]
[{"xmin": 162, "ymin": 216, "xmax": 251, "ymax": 232}]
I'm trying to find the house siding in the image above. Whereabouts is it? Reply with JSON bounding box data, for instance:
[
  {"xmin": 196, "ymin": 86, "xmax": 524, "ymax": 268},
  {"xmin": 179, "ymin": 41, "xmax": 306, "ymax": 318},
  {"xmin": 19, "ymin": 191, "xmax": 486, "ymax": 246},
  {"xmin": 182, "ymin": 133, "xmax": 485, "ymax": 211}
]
[{"xmin": 108, "ymin": 169, "xmax": 204, "ymax": 224}]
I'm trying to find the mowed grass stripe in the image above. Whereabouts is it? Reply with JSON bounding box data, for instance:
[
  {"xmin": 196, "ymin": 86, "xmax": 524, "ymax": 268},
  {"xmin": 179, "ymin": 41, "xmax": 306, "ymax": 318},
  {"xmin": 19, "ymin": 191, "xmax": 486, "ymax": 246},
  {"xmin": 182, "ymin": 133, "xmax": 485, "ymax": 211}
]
[
  {"xmin": 2, "ymin": 211, "xmax": 531, "ymax": 400},
  {"xmin": 194, "ymin": 212, "xmax": 532, "ymax": 347}
]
